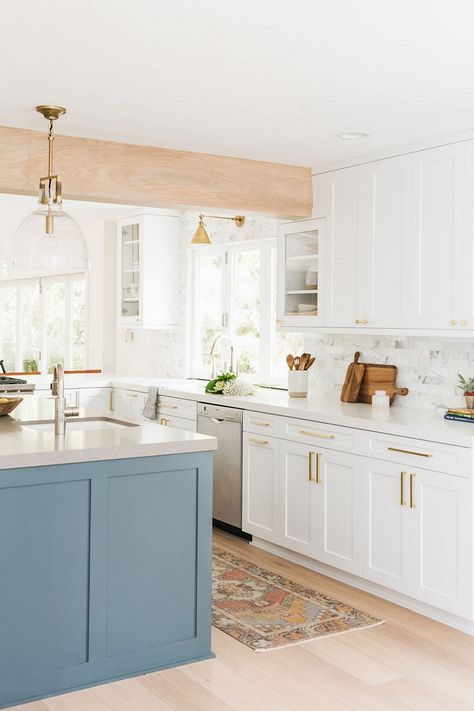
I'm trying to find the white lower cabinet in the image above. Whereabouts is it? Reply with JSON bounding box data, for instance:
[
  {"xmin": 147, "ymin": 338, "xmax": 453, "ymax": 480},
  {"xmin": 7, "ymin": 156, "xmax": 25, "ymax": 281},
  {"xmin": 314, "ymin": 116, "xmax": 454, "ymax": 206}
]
[
  {"xmin": 410, "ymin": 467, "xmax": 471, "ymax": 617},
  {"xmin": 242, "ymin": 433, "xmax": 279, "ymax": 543},
  {"xmin": 111, "ymin": 388, "xmax": 148, "ymax": 422},
  {"xmin": 361, "ymin": 459, "xmax": 412, "ymax": 593},
  {"xmin": 243, "ymin": 413, "xmax": 473, "ymax": 623},
  {"xmin": 279, "ymin": 441, "xmax": 318, "ymax": 556},
  {"xmin": 315, "ymin": 449, "xmax": 361, "ymax": 575}
]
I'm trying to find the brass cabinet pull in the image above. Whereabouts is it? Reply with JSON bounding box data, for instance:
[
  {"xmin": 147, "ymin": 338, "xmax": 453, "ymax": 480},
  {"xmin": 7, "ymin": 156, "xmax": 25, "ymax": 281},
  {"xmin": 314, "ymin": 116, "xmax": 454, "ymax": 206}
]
[
  {"xmin": 450, "ymin": 319, "xmax": 458, "ymax": 326},
  {"xmin": 250, "ymin": 420, "xmax": 270, "ymax": 427},
  {"xmin": 461, "ymin": 320, "xmax": 469, "ymax": 326},
  {"xmin": 299, "ymin": 429, "xmax": 336, "ymax": 440},
  {"xmin": 250, "ymin": 437, "xmax": 269, "ymax": 446},
  {"xmin": 160, "ymin": 418, "xmax": 169, "ymax": 426},
  {"xmin": 315, "ymin": 452, "xmax": 322, "ymax": 483},
  {"xmin": 308, "ymin": 451, "xmax": 314, "ymax": 481},
  {"xmin": 355, "ymin": 319, "xmax": 369, "ymax": 325},
  {"xmin": 388, "ymin": 446, "xmax": 432, "ymax": 458},
  {"xmin": 159, "ymin": 403, "xmax": 178, "ymax": 409},
  {"xmin": 409, "ymin": 473, "xmax": 416, "ymax": 508},
  {"xmin": 400, "ymin": 471, "xmax": 407, "ymax": 506},
  {"xmin": 109, "ymin": 390, "xmax": 115, "ymax": 412}
]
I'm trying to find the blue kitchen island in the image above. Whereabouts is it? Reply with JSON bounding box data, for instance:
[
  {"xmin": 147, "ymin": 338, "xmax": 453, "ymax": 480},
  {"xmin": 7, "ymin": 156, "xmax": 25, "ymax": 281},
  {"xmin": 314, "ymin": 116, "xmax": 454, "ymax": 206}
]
[{"xmin": 0, "ymin": 403, "xmax": 216, "ymax": 709}]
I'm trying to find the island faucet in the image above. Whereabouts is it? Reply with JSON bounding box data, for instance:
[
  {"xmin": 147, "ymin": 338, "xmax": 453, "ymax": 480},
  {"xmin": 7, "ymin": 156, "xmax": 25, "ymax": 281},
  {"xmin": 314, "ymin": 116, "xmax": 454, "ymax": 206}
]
[
  {"xmin": 209, "ymin": 334, "xmax": 236, "ymax": 378},
  {"xmin": 51, "ymin": 364, "xmax": 80, "ymax": 435}
]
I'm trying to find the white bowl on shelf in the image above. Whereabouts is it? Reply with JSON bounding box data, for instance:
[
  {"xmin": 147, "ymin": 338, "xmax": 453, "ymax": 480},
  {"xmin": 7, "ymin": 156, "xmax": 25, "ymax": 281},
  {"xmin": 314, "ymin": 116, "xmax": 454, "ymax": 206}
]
[{"xmin": 297, "ymin": 303, "xmax": 316, "ymax": 312}]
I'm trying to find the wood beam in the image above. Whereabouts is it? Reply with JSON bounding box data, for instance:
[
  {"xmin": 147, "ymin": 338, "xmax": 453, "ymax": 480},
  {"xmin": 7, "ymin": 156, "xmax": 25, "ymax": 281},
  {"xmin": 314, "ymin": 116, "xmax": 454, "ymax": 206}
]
[{"xmin": 0, "ymin": 125, "xmax": 312, "ymax": 218}]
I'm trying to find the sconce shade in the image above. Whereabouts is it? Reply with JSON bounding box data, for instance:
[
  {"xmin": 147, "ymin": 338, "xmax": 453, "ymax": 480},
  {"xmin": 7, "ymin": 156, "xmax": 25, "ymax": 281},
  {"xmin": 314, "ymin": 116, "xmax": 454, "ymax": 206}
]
[{"xmin": 190, "ymin": 216, "xmax": 211, "ymax": 245}]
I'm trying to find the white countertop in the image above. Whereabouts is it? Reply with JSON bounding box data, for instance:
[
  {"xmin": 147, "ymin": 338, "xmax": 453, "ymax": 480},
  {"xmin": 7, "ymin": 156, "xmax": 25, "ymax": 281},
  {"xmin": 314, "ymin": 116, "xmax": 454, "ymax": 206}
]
[
  {"xmin": 20, "ymin": 372, "xmax": 474, "ymax": 448},
  {"xmin": 0, "ymin": 396, "xmax": 216, "ymax": 470}
]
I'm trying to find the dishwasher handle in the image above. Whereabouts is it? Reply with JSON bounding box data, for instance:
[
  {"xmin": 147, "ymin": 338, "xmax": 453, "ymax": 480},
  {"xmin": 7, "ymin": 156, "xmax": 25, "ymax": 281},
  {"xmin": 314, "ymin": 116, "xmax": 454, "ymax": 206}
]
[{"xmin": 211, "ymin": 417, "xmax": 226, "ymax": 423}]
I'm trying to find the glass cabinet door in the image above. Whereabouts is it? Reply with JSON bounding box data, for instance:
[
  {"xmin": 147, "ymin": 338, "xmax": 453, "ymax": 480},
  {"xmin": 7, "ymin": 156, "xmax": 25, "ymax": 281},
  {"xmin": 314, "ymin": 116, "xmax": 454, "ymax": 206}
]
[
  {"xmin": 120, "ymin": 223, "xmax": 140, "ymax": 320},
  {"xmin": 284, "ymin": 226, "xmax": 318, "ymax": 316}
]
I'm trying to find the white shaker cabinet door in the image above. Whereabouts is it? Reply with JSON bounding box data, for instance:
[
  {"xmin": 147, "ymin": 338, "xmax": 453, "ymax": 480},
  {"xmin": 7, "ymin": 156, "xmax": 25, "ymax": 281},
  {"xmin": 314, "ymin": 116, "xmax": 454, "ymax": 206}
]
[
  {"xmin": 410, "ymin": 468, "xmax": 472, "ymax": 618},
  {"xmin": 361, "ymin": 459, "xmax": 412, "ymax": 595},
  {"xmin": 242, "ymin": 433, "xmax": 279, "ymax": 543},
  {"xmin": 279, "ymin": 440, "xmax": 318, "ymax": 557},
  {"xmin": 325, "ymin": 166, "xmax": 371, "ymax": 327},
  {"xmin": 314, "ymin": 449, "xmax": 361, "ymax": 576},
  {"xmin": 406, "ymin": 142, "xmax": 469, "ymax": 330}
]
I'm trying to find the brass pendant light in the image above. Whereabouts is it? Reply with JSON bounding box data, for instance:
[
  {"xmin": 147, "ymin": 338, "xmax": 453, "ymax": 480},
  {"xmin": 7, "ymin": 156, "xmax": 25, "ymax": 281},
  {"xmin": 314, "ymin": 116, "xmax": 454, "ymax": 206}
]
[
  {"xmin": 190, "ymin": 213, "xmax": 245, "ymax": 245},
  {"xmin": 9, "ymin": 105, "xmax": 89, "ymax": 278}
]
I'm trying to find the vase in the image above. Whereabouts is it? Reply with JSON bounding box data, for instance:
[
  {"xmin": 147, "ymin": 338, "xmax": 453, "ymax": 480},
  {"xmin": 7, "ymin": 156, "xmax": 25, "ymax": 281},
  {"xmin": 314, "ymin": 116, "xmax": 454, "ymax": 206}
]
[{"xmin": 465, "ymin": 394, "xmax": 474, "ymax": 409}]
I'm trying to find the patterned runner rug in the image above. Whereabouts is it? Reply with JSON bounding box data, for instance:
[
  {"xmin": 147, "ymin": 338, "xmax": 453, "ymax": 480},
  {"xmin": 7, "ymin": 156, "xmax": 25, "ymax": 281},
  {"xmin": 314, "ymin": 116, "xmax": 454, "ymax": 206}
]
[{"xmin": 212, "ymin": 547, "xmax": 384, "ymax": 652}]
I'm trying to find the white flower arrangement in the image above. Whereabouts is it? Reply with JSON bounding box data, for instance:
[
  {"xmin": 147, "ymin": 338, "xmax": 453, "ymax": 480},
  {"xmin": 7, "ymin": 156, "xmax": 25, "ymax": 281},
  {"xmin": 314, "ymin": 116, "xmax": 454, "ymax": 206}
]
[{"xmin": 222, "ymin": 377, "xmax": 256, "ymax": 397}]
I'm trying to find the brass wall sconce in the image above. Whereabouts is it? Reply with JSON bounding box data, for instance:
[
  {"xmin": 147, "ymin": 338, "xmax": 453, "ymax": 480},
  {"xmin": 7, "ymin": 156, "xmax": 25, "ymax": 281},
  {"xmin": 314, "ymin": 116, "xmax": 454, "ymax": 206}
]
[{"xmin": 190, "ymin": 213, "xmax": 245, "ymax": 245}]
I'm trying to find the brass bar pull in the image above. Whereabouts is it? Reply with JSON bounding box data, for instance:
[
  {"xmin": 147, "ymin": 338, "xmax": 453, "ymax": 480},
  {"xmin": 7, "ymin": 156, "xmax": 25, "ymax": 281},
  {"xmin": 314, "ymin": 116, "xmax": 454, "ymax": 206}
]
[
  {"xmin": 159, "ymin": 403, "xmax": 178, "ymax": 409},
  {"xmin": 109, "ymin": 389, "xmax": 115, "ymax": 412},
  {"xmin": 400, "ymin": 471, "xmax": 407, "ymax": 506},
  {"xmin": 250, "ymin": 437, "xmax": 269, "ymax": 446},
  {"xmin": 315, "ymin": 452, "xmax": 322, "ymax": 483},
  {"xmin": 388, "ymin": 446, "xmax": 432, "ymax": 458},
  {"xmin": 160, "ymin": 418, "xmax": 169, "ymax": 426},
  {"xmin": 409, "ymin": 473, "xmax": 416, "ymax": 508},
  {"xmin": 308, "ymin": 451, "xmax": 314, "ymax": 481},
  {"xmin": 250, "ymin": 420, "xmax": 270, "ymax": 427},
  {"xmin": 299, "ymin": 429, "xmax": 336, "ymax": 440}
]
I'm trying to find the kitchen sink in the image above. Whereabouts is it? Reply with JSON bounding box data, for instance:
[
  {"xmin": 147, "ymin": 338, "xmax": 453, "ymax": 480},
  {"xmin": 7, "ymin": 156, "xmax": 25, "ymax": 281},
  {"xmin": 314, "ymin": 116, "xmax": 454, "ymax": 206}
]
[{"xmin": 19, "ymin": 417, "xmax": 139, "ymax": 432}]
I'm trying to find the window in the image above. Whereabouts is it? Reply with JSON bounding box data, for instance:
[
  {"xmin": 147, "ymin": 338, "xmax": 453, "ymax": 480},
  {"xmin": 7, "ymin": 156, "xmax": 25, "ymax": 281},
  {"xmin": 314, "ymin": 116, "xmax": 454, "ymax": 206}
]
[
  {"xmin": 0, "ymin": 274, "xmax": 87, "ymax": 373},
  {"xmin": 191, "ymin": 241, "xmax": 303, "ymax": 383}
]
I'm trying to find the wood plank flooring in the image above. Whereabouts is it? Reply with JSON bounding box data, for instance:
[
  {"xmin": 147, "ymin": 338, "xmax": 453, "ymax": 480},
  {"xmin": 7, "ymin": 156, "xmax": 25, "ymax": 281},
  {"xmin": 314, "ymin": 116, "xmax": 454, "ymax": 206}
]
[{"xmin": 8, "ymin": 530, "xmax": 474, "ymax": 711}]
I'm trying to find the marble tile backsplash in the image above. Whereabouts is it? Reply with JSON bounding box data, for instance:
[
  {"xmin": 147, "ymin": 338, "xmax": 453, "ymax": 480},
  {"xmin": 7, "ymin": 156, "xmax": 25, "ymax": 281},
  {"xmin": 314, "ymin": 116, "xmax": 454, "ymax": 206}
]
[{"xmin": 303, "ymin": 333, "xmax": 474, "ymax": 411}]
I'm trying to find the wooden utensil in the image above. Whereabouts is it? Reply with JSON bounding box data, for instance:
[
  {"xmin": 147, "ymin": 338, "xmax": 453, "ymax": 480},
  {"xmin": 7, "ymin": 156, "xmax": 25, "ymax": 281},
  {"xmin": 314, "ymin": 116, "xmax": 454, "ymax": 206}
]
[
  {"xmin": 293, "ymin": 356, "xmax": 301, "ymax": 370},
  {"xmin": 340, "ymin": 352, "xmax": 366, "ymax": 403},
  {"xmin": 286, "ymin": 354, "xmax": 294, "ymax": 371},
  {"xmin": 298, "ymin": 354, "xmax": 309, "ymax": 370},
  {"xmin": 305, "ymin": 356, "xmax": 315, "ymax": 370},
  {"xmin": 358, "ymin": 363, "xmax": 409, "ymax": 405}
]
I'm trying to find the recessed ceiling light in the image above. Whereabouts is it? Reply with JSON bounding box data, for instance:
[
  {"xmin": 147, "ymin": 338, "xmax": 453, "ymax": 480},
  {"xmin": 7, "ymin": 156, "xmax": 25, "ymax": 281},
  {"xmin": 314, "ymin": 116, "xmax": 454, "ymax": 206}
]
[{"xmin": 337, "ymin": 132, "xmax": 369, "ymax": 140}]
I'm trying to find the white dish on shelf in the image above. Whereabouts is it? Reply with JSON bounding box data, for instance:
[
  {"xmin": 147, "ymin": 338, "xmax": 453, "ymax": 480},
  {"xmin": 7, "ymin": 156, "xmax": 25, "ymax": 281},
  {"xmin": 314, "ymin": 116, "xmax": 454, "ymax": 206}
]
[{"xmin": 297, "ymin": 303, "xmax": 316, "ymax": 312}]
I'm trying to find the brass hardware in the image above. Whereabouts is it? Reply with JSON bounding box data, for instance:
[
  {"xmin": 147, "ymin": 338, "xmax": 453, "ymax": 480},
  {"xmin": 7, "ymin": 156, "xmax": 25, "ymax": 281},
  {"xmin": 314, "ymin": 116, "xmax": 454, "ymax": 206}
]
[
  {"xmin": 190, "ymin": 213, "xmax": 245, "ymax": 245},
  {"xmin": 308, "ymin": 451, "xmax": 315, "ymax": 482},
  {"xmin": 250, "ymin": 420, "xmax": 270, "ymax": 427},
  {"xmin": 355, "ymin": 319, "xmax": 369, "ymax": 325},
  {"xmin": 36, "ymin": 105, "xmax": 66, "ymax": 121},
  {"xmin": 461, "ymin": 320, "xmax": 468, "ymax": 326},
  {"xmin": 400, "ymin": 471, "xmax": 407, "ymax": 506},
  {"xmin": 109, "ymin": 390, "xmax": 115, "ymax": 412},
  {"xmin": 299, "ymin": 429, "xmax": 335, "ymax": 440},
  {"xmin": 250, "ymin": 437, "xmax": 268, "ymax": 445},
  {"xmin": 160, "ymin": 418, "xmax": 169, "ymax": 426},
  {"xmin": 315, "ymin": 452, "xmax": 322, "ymax": 483},
  {"xmin": 409, "ymin": 473, "xmax": 416, "ymax": 508},
  {"xmin": 388, "ymin": 446, "xmax": 432, "ymax": 458},
  {"xmin": 450, "ymin": 320, "xmax": 458, "ymax": 326},
  {"xmin": 158, "ymin": 403, "xmax": 178, "ymax": 409}
]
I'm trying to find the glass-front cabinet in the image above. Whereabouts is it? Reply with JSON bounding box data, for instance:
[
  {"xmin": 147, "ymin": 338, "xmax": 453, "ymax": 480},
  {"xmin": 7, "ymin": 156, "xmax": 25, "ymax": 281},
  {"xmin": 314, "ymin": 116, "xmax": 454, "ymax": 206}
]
[
  {"xmin": 120, "ymin": 222, "xmax": 140, "ymax": 322},
  {"xmin": 276, "ymin": 218, "xmax": 325, "ymax": 328}
]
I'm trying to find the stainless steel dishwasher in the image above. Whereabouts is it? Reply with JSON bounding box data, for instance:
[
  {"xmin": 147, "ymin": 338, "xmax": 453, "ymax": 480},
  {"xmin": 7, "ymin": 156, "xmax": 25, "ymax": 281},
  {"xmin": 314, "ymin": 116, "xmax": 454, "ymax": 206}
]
[{"xmin": 197, "ymin": 402, "xmax": 245, "ymax": 535}]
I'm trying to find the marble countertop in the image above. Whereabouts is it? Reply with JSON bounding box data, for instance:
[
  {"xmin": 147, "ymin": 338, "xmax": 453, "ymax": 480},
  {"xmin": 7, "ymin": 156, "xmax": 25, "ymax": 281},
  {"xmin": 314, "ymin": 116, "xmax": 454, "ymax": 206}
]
[
  {"xmin": 19, "ymin": 372, "xmax": 474, "ymax": 448},
  {"xmin": 0, "ymin": 396, "xmax": 216, "ymax": 470}
]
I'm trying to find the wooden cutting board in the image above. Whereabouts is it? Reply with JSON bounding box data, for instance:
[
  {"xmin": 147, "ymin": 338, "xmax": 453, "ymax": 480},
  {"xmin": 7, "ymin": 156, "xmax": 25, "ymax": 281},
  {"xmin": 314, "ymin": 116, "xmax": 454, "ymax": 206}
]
[
  {"xmin": 358, "ymin": 363, "xmax": 409, "ymax": 405},
  {"xmin": 340, "ymin": 352, "xmax": 366, "ymax": 403}
]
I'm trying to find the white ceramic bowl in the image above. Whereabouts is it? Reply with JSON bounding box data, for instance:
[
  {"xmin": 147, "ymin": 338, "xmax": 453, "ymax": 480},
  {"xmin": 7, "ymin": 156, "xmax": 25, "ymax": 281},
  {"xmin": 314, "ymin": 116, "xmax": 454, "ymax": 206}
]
[{"xmin": 297, "ymin": 303, "xmax": 315, "ymax": 312}]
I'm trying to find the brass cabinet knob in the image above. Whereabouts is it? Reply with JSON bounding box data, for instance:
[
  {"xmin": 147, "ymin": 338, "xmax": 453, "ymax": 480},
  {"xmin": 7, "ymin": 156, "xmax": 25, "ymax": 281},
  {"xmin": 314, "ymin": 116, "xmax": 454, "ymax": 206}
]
[{"xmin": 450, "ymin": 320, "xmax": 458, "ymax": 326}]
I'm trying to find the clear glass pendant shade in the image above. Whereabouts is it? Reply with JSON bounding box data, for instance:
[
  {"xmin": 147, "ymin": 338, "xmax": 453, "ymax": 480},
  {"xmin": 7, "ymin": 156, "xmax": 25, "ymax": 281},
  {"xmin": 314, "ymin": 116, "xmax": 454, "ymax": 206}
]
[{"xmin": 9, "ymin": 204, "xmax": 89, "ymax": 278}]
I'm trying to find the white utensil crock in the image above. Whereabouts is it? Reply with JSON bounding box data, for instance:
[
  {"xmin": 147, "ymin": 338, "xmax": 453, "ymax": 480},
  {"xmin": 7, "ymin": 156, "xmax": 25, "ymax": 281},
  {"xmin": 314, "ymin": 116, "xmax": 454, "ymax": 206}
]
[{"xmin": 288, "ymin": 370, "xmax": 309, "ymax": 398}]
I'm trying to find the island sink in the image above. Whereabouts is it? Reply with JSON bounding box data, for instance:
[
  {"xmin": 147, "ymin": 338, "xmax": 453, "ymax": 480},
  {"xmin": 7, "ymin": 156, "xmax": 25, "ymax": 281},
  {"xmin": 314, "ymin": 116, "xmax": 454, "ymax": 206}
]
[{"xmin": 19, "ymin": 416, "xmax": 139, "ymax": 432}]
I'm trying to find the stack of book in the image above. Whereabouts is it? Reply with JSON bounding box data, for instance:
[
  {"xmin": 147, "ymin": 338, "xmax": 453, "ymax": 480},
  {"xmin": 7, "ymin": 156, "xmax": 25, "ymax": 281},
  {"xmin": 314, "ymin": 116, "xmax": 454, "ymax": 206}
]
[{"xmin": 445, "ymin": 408, "xmax": 474, "ymax": 423}]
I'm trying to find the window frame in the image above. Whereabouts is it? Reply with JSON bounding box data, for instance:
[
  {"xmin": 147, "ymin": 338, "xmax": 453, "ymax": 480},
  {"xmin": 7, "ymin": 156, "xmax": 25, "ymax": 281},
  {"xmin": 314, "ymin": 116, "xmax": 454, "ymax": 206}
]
[
  {"xmin": 190, "ymin": 239, "xmax": 277, "ymax": 382},
  {"xmin": 0, "ymin": 272, "xmax": 88, "ymax": 373}
]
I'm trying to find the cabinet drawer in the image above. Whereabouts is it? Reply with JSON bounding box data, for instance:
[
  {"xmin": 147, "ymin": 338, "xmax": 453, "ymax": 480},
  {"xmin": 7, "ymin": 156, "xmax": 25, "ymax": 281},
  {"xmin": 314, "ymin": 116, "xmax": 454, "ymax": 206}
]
[
  {"xmin": 243, "ymin": 411, "xmax": 281, "ymax": 437},
  {"xmin": 364, "ymin": 433, "xmax": 472, "ymax": 477},
  {"xmin": 282, "ymin": 417, "xmax": 360, "ymax": 453},
  {"xmin": 157, "ymin": 395, "xmax": 197, "ymax": 421},
  {"xmin": 156, "ymin": 414, "xmax": 196, "ymax": 432}
]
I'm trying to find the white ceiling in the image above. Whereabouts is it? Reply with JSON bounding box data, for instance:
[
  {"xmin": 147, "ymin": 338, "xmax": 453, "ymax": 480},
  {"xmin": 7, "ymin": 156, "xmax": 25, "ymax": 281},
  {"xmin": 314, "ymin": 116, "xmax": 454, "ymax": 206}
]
[{"xmin": 2, "ymin": 0, "xmax": 474, "ymax": 170}]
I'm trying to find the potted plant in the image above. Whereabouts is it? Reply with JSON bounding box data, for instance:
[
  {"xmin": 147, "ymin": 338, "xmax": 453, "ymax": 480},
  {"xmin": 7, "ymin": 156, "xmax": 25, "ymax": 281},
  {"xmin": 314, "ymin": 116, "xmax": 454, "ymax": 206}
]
[{"xmin": 457, "ymin": 374, "xmax": 474, "ymax": 408}]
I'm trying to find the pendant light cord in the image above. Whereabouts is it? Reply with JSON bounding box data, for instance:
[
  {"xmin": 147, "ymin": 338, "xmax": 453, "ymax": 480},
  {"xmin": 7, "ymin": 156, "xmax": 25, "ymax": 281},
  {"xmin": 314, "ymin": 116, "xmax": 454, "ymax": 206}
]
[{"xmin": 47, "ymin": 118, "xmax": 54, "ymax": 177}]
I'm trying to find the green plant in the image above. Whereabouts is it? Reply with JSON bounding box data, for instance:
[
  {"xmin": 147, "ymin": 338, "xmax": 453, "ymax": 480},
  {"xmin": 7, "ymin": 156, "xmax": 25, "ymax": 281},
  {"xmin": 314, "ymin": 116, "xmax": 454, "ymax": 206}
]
[
  {"xmin": 457, "ymin": 374, "xmax": 474, "ymax": 394},
  {"xmin": 205, "ymin": 371, "xmax": 236, "ymax": 394}
]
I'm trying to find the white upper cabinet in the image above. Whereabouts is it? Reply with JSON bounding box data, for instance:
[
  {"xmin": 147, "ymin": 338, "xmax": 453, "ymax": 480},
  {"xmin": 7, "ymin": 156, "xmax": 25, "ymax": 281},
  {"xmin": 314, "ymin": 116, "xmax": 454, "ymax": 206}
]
[
  {"xmin": 276, "ymin": 218, "xmax": 325, "ymax": 328},
  {"xmin": 117, "ymin": 211, "xmax": 180, "ymax": 328},
  {"xmin": 310, "ymin": 139, "xmax": 474, "ymax": 332}
]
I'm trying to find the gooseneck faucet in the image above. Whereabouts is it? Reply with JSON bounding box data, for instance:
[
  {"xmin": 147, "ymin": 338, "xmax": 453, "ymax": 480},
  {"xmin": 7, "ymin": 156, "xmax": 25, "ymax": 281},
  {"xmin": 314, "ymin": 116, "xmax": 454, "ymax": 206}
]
[
  {"xmin": 51, "ymin": 364, "xmax": 80, "ymax": 435},
  {"xmin": 209, "ymin": 334, "xmax": 236, "ymax": 378}
]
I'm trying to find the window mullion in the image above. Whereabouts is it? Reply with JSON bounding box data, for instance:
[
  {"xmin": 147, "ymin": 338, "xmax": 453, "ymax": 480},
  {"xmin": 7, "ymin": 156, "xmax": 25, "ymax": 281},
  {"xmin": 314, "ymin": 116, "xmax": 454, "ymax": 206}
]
[{"xmin": 64, "ymin": 278, "xmax": 72, "ymax": 370}]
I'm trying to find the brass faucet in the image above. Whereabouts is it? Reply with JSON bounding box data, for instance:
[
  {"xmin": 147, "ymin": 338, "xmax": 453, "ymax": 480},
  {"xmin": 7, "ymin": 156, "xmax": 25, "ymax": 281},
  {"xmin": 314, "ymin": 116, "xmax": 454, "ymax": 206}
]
[{"xmin": 51, "ymin": 364, "xmax": 80, "ymax": 435}]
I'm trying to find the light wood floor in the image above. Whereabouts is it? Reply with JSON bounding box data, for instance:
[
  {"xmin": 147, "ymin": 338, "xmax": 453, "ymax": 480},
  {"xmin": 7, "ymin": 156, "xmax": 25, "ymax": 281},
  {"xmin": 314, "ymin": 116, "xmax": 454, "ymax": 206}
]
[{"xmin": 10, "ymin": 529, "xmax": 474, "ymax": 711}]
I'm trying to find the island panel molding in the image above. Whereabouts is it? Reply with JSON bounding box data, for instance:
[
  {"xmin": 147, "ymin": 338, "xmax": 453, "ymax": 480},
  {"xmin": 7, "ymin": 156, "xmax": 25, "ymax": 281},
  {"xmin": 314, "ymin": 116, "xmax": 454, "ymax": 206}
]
[{"xmin": 0, "ymin": 125, "xmax": 312, "ymax": 217}]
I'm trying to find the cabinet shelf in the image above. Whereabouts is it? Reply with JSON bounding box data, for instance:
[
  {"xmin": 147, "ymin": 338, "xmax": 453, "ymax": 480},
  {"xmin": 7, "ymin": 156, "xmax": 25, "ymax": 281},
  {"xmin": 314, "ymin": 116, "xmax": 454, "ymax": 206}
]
[
  {"xmin": 287, "ymin": 254, "xmax": 318, "ymax": 262},
  {"xmin": 123, "ymin": 239, "xmax": 140, "ymax": 246},
  {"xmin": 286, "ymin": 289, "xmax": 318, "ymax": 295}
]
